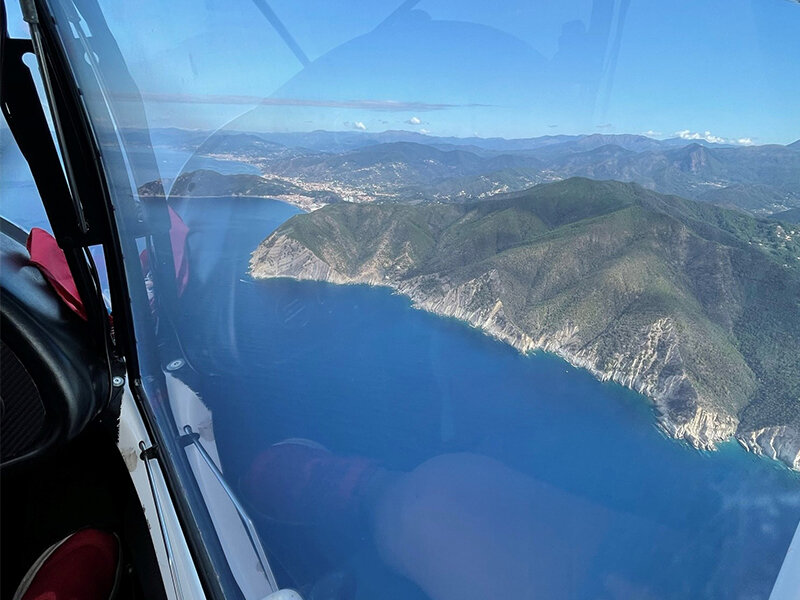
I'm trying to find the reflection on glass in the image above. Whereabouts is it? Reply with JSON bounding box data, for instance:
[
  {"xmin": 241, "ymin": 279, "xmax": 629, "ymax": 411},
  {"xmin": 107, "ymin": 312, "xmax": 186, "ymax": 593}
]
[{"xmin": 7, "ymin": 0, "xmax": 799, "ymax": 598}]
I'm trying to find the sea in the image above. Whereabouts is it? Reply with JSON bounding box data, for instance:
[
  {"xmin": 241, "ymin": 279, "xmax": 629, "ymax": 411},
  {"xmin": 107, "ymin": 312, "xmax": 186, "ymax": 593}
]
[
  {"xmin": 171, "ymin": 196, "xmax": 800, "ymax": 600},
  {"xmin": 4, "ymin": 141, "xmax": 799, "ymax": 598}
]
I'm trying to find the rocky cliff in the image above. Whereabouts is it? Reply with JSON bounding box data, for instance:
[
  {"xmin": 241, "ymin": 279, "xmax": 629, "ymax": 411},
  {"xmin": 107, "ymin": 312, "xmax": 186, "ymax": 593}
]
[{"xmin": 250, "ymin": 179, "xmax": 800, "ymax": 469}]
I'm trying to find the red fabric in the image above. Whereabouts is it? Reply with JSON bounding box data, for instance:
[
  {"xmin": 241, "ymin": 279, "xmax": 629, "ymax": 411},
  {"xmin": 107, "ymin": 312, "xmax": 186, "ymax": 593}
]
[
  {"xmin": 168, "ymin": 205, "xmax": 189, "ymax": 296},
  {"xmin": 26, "ymin": 228, "xmax": 87, "ymax": 320},
  {"xmin": 20, "ymin": 529, "xmax": 119, "ymax": 600},
  {"xmin": 139, "ymin": 207, "xmax": 190, "ymax": 297},
  {"xmin": 243, "ymin": 442, "xmax": 379, "ymax": 525}
]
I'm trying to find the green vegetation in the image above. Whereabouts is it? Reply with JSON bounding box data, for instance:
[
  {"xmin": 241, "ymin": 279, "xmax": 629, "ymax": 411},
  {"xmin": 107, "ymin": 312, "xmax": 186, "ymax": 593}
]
[
  {"xmin": 264, "ymin": 178, "xmax": 800, "ymax": 441},
  {"xmin": 258, "ymin": 138, "xmax": 800, "ymax": 214}
]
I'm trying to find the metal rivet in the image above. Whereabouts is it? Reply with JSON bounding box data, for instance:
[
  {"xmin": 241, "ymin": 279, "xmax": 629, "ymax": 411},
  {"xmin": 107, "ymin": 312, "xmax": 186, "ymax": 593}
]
[
  {"xmin": 166, "ymin": 359, "xmax": 185, "ymax": 372},
  {"xmin": 112, "ymin": 375, "xmax": 125, "ymax": 387}
]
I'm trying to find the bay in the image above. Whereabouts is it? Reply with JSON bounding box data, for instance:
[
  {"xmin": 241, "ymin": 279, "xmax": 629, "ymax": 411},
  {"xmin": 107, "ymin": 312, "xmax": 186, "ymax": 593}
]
[{"xmin": 172, "ymin": 196, "xmax": 800, "ymax": 599}]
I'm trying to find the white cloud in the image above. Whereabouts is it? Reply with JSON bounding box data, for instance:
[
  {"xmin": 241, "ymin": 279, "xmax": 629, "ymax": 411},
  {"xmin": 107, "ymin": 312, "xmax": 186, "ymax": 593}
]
[
  {"xmin": 674, "ymin": 129, "xmax": 755, "ymax": 146},
  {"xmin": 641, "ymin": 130, "xmax": 662, "ymax": 137},
  {"xmin": 407, "ymin": 116, "xmax": 421, "ymax": 125},
  {"xmin": 353, "ymin": 121, "xmax": 367, "ymax": 131},
  {"xmin": 675, "ymin": 129, "xmax": 726, "ymax": 144},
  {"xmin": 419, "ymin": 128, "xmax": 430, "ymax": 135}
]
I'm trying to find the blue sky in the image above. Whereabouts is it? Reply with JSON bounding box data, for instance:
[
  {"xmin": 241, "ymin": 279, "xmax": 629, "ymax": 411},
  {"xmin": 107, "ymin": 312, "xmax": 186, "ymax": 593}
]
[{"xmin": 8, "ymin": 0, "xmax": 800, "ymax": 144}]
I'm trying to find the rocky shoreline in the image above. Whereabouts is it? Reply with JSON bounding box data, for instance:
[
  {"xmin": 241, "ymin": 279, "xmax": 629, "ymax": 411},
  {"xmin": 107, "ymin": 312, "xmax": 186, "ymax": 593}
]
[{"xmin": 250, "ymin": 233, "xmax": 800, "ymax": 471}]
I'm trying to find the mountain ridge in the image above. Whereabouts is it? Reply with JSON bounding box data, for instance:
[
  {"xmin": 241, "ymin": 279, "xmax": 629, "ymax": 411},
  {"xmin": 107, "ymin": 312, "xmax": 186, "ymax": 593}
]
[
  {"xmin": 185, "ymin": 134, "xmax": 800, "ymax": 214},
  {"xmin": 249, "ymin": 178, "xmax": 800, "ymax": 469}
]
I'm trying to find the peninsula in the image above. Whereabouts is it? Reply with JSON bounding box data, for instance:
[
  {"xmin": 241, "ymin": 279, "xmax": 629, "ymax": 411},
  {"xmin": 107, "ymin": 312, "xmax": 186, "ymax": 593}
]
[{"xmin": 250, "ymin": 178, "xmax": 800, "ymax": 469}]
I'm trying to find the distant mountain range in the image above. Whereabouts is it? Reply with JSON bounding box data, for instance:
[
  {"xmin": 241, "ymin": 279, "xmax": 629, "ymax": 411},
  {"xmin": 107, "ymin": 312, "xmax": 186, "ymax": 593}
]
[
  {"xmin": 184, "ymin": 129, "xmax": 747, "ymax": 155},
  {"xmin": 167, "ymin": 129, "xmax": 800, "ymax": 216},
  {"xmin": 250, "ymin": 178, "xmax": 800, "ymax": 470}
]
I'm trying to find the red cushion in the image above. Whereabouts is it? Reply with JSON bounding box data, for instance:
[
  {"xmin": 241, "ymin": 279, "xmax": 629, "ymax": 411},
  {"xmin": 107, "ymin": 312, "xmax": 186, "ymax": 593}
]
[
  {"xmin": 26, "ymin": 228, "xmax": 87, "ymax": 320},
  {"xmin": 243, "ymin": 442, "xmax": 379, "ymax": 525},
  {"xmin": 19, "ymin": 529, "xmax": 119, "ymax": 600}
]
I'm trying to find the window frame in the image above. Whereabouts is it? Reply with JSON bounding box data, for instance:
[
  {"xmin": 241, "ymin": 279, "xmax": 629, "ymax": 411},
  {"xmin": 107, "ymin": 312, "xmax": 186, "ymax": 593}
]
[{"xmin": 13, "ymin": 1, "xmax": 248, "ymax": 597}]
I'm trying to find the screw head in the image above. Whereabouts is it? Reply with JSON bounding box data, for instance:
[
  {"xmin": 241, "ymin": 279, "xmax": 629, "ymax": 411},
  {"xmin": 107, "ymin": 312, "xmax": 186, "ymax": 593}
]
[
  {"xmin": 166, "ymin": 359, "xmax": 185, "ymax": 372},
  {"xmin": 112, "ymin": 375, "xmax": 125, "ymax": 387}
]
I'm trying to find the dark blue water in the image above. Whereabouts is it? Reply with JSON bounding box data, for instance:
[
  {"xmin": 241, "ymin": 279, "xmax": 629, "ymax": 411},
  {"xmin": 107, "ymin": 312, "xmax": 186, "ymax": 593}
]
[
  {"xmin": 0, "ymin": 143, "xmax": 257, "ymax": 233},
  {"xmin": 170, "ymin": 197, "xmax": 799, "ymax": 600}
]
